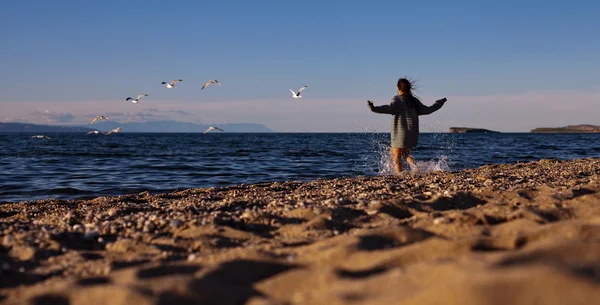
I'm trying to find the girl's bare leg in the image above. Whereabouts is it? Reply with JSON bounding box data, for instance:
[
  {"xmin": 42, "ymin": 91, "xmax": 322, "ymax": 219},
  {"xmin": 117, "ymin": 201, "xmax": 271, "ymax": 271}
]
[
  {"xmin": 391, "ymin": 148, "xmax": 403, "ymax": 174},
  {"xmin": 400, "ymin": 149, "xmax": 419, "ymax": 173},
  {"xmin": 406, "ymin": 155, "xmax": 419, "ymax": 172}
]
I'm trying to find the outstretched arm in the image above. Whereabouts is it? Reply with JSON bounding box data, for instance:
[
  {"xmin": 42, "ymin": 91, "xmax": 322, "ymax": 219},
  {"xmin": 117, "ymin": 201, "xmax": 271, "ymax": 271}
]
[
  {"xmin": 367, "ymin": 100, "xmax": 392, "ymax": 114},
  {"xmin": 416, "ymin": 98, "xmax": 447, "ymax": 115}
]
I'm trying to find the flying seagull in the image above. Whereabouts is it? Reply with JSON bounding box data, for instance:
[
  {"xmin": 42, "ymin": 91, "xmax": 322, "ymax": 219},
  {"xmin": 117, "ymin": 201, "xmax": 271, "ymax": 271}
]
[
  {"xmin": 203, "ymin": 126, "xmax": 224, "ymax": 134},
  {"xmin": 126, "ymin": 94, "xmax": 148, "ymax": 104},
  {"xmin": 86, "ymin": 130, "xmax": 101, "ymax": 135},
  {"xmin": 103, "ymin": 127, "xmax": 122, "ymax": 135},
  {"xmin": 162, "ymin": 79, "xmax": 183, "ymax": 88},
  {"xmin": 89, "ymin": 115, "xmax": 109, "ymax": 125},
  {"xmin": 201, "ymin": 80, "xmax": 222, "ymax": 90},
  {"xmin": 289, "ymin": 85, "xmax": 308, "ymax": 99},
  {"xmin": 32, "ymin": 135, "xmax": 51, "ymax": 139}
]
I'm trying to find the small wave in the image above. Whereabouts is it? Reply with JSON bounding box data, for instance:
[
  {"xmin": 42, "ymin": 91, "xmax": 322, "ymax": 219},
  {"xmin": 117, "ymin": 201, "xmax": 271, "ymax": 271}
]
[
  {"xmin": 573, "ymin": 150, "xmax": 589, "ymax": 156},
  {"xmin": 11, "ymin": 152, "xmax": 138, "ymax": 158},
  {"xmin": 45, "ymin": 187, "xmax": 93, "ymax": 195},
  {"xmin": 132, "ymin": 164, "xmax": 198, "ymax": 171},
  {"xmin": 286, "ymin": 150, "xmax": 346, "ymax": 157},
  {"xmin": 0, "ymin": 185, "xmax": 24, "ymax": 192},
  {"xmin": 534, "ymin": 145, "xmax": 561, "ymax": 150},
  {"xmin": 516, "ymin": 155, "xmax": 538, "ymax": 160}
]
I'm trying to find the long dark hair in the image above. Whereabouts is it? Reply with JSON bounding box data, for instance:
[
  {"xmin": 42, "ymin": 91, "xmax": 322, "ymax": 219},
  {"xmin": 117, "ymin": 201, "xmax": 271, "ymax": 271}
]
[
  {"xmin": 397, "ymin": 77, "xmax": 420, "ymax": 108},
  {"xmin": 397, "ymin": 78, "xmax": 414, "ymax": 97}
]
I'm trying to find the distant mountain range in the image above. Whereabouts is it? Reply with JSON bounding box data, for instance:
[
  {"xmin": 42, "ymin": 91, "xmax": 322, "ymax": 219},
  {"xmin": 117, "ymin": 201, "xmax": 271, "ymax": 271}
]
[{"xmin": 0, "ymin": 121, "xmax": 274, "ymax": 133}]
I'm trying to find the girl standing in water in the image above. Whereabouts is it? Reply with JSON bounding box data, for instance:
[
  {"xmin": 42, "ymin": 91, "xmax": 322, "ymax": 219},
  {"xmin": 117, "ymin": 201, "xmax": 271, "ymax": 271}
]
[{"xmin": 368, "ymin": 78, "xmax": 447, "ymax": 173}]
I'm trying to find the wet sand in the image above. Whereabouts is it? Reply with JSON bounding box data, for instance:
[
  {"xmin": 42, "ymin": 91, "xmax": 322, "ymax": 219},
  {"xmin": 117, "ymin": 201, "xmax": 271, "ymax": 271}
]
[{"xmin": 1, "ymin": 158, "xmax": 600, "ymax": 304}]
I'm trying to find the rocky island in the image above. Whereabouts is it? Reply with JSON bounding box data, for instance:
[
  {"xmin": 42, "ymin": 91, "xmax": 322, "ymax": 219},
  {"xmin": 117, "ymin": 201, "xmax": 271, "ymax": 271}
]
[
  {"xmin": 449, "ymin": 127, "xmax": 500, "ymax": 133},
  {"xmin": 531, "ymin": 124, "xmax": 600, "ymax": 133}
]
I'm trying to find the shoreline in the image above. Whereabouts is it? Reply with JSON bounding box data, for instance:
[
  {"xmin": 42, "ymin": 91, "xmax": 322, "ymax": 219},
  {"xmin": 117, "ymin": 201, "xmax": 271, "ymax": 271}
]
[
  {"xmin": 1, "ymin": 157, "xmax": 600, "ymax": 304},
  {"xmin": 2, "ymin": 155, "xmax": 596, "ymax": 205}
]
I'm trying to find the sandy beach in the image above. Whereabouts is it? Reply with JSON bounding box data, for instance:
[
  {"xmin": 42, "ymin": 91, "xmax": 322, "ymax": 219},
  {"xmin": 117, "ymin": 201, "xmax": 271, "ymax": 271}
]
[{"xmin": 1, "ymin": 157, "xmax": 600, "ymax": 304}]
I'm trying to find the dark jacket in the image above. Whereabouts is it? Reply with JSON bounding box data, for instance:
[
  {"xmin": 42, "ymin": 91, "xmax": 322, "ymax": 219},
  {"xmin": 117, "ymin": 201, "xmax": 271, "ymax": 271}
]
[{"xmin": 370, "ymin": 95, "xmax": 445, "ymax": 148}]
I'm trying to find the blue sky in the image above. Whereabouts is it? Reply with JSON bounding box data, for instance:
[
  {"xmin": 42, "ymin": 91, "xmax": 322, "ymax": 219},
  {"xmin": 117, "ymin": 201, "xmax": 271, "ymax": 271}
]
[{"xmin": 1, "ymin": 0, "xmax": 599, "ymax": 131}]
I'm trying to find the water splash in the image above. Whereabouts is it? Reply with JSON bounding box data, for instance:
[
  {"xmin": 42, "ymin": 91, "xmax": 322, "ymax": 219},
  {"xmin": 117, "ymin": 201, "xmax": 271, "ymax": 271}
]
[
  {"xmin": 427, "ymin": 132, "xmax": 459, "ymax": 169},
  {"xmin": 423, "ymin": 118, "xmax": 459, "ymax": 169},
  {"xmin": 376, "ymin": 143, "xmax": 395, "ymax": 175},
  {"xmin": 414, "ymin": 155, "xmax": 451, "ymax": 172},
  {"xmin": 375, "ymin": 143, "xmax": 451, "ymax": 175}
]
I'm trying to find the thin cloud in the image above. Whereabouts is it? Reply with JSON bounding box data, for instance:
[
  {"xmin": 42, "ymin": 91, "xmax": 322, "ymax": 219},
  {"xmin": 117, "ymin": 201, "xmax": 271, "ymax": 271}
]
[
  {"xmin": 1, "ymin": 117, "xmax": 29, "ymax": 123},
  {"xmin": 143, "ymin": 108, "xmax": 194, "ymax": 116},
  {"xmin": 80, "ymin": 108, "xmax": 194, "ymax": 121},
  {"xmin": 102, "ymin": 111, "xmax": 167, "ymax": 122},
  {"xmin": 104, "ymin": 112, "xmax": 165, "ymax": 117},
  {"xmin": 30, "ymin": 110, "xmax": 75, "ymax": 123}
]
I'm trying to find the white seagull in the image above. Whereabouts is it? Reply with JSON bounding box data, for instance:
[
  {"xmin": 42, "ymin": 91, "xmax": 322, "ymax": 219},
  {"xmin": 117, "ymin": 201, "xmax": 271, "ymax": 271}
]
[
  {"xmin": 89, "ymin": 115, "xmax": 109, "ymax": 125},
  {"xmin": 32, "ymin": 135, "xmax": 51, "ymax": 139},
  {"xmin": 162, "ymin": 79, "xmax": 183, "ymax": 88},
  {"xmin": 86, "ymin": 130, "xmax": 101, "ymax": 135},
  {"xmin": 201, "ymin": 80, "xmax": 222, "ymax": 90},
  {"xmin": 103, "ymin": 127, "xmax": 122, "ymax": 135},
  {"xmin": 203, "ymin": 126, "xmax": 224, "ymax": 134},
  {"xmin": 289, "ymin": 85, "xmax": 308, "ymax": 99},
  {"xmin": 126, "ymin": 94, "xmax": 148, "ymax": 104}
]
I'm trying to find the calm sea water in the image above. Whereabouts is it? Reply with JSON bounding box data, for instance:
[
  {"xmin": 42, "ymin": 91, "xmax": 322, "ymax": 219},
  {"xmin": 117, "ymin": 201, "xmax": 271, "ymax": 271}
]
[{"xmin": 1, "ymin": 132, "xmax": 599, "ymax": 203}]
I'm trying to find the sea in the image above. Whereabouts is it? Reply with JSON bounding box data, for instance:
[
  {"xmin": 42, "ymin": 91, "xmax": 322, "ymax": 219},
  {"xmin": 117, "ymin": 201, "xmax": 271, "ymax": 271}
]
[{"xmin": 1, "ymin": 132, "xmax": 599, "ymax": 203}]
